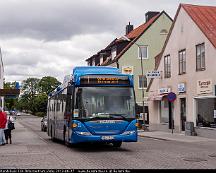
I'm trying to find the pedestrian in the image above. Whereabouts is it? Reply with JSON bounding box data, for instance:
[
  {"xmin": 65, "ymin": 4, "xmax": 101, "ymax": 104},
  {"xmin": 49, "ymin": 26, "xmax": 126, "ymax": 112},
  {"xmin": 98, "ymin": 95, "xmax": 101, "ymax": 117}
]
[
  {"xmin": 4, "ymin": 115, "xmax": 14, "ymax": 144},
  {"xmin": 0, "ymin": 107, "xmax": 7, "ymax": 146}
]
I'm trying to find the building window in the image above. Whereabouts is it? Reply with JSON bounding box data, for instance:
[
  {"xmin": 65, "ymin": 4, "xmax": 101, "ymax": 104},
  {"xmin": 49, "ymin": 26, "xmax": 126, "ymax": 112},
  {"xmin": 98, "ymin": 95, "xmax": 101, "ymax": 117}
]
[
  {"xmin": 164, "ymin": 55, "xmax": 171, "ymax": 78},
  {"xmin": 111, "ymin": 47, "xmax": 117, "ymax": 60},
  {"xmin": 196, "ymin": 43, "xmax": 205, "ymax": 71},
  {"xmin": 92, "ymin": 58, "xmax": 95, "ymax": 66},
  {"xmin": 138, "ymin": 75, "xmax": 147, "ymax": 89},
  {"xmin": 138, "ymin": 46, "xmax": 148, "ymax": 59},
  {"xmin": 178, "ymin": 49, "xmax": 186, "ymax": 75}
]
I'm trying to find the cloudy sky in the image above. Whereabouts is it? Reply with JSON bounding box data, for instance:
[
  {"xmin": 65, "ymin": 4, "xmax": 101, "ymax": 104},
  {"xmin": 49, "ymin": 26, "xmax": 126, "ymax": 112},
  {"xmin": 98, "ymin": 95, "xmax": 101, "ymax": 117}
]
[{"xmin": 1, "ymin": 0, "xmax": 216, "ymax": 83}]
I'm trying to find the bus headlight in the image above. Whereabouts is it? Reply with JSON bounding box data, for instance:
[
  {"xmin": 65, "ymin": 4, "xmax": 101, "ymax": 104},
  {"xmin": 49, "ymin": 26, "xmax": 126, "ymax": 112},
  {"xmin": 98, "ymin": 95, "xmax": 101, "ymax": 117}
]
[
  {"xmin": 76, "ymin": 131, "xmax": 92, "ymax": 136},
  {"xmin": 122, "ymin": 130, "xmax": 136, "ymax": 135}
]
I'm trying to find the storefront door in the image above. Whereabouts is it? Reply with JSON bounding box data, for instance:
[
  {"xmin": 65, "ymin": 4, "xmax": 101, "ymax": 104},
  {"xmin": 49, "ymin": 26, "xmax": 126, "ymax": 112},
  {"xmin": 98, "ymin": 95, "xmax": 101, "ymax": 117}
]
[{"xmin": 180, "ymin": 98, "xmax": 186, "ymax": 131}]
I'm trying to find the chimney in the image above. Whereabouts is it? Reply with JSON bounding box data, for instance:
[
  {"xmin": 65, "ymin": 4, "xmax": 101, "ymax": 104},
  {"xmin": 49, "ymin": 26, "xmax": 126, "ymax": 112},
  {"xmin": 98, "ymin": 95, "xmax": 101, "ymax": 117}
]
[
  {"xmin": 126, "ymin": 22, "xmax": 133, "ymax": 35},
  {"xmin": 145, "ymin": 11, "xmax": 160, "ymax": 22}
]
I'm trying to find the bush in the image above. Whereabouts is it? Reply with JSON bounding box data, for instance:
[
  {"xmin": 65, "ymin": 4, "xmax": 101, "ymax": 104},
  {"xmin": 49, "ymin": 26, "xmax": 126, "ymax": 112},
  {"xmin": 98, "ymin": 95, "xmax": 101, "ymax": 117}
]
[{"xmin": 35, "ymin": 112, "xmax": 46, "ymax": 117}]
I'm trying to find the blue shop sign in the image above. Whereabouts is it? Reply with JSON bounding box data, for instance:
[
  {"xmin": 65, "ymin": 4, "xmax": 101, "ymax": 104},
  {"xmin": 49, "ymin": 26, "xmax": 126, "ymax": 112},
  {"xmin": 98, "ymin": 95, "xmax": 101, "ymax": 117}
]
[{"xmin": 178, "ymin": 83, "xmax": 186, "ymax": 93}]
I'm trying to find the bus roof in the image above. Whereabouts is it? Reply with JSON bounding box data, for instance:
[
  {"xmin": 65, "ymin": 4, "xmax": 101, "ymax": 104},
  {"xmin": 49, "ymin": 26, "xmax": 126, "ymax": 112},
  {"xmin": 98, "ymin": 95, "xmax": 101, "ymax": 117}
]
[
  {"xmin": 49, "ymin": 66, "xmax": 133, "ymax": 98},
  {"xmin": 73, "ymin": 66, "xmax": 121, "ymax": 76}
]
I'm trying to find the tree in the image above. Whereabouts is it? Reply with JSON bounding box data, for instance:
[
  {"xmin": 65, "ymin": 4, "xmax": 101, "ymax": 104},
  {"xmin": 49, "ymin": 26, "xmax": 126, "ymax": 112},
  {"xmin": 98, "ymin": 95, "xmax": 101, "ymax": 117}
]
[
  {"xmin": 38, "ymin": 76, "xmax": 61, "ymax": 95},
  {"xmin": 21, "ymin": 78, "xmax": 40, "ymax": 100},
  {"xmin": 17, "ymin": 76, "xmax": 61, "ymax": 115}
]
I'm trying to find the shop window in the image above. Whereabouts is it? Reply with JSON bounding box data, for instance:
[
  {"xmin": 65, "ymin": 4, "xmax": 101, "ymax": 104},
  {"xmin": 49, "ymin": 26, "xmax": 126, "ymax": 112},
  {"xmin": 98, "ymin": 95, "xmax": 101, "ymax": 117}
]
[
  {"xmin": 196, "ymin": 98, "xmax": 216, "ymax": 128},
  {"xmin": 160, "ymin": 99, "xmax": 169, "ymax": 123}
]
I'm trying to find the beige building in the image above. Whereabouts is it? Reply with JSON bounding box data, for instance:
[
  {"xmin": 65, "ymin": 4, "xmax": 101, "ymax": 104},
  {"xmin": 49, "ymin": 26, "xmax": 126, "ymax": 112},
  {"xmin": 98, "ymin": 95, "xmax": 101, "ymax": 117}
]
[{"xmin": 147, "ymin": 4, "xmax": 216, "ymax": 138}]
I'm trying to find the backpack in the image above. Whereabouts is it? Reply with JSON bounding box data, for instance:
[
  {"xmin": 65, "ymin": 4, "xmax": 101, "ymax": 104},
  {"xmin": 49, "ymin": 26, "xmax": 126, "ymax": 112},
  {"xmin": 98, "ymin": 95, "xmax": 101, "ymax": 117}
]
[{"xmin": 8, "ymin": 120, "xmax": 15, "ymax": 130}]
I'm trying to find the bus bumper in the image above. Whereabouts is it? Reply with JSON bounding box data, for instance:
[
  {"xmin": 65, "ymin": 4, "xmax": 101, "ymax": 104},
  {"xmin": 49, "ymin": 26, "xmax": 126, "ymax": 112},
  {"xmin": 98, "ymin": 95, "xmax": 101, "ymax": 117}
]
[{"xmin": 70, "ymin": 131, "xmax": 138, "ymax": 144}]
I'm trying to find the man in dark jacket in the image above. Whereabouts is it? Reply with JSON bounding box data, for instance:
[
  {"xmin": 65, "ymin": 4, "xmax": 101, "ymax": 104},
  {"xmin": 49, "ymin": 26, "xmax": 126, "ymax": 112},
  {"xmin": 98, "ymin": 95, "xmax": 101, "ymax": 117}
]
[{"xmin": 0, "ymin": 107, "xmax": 7, "ymax": 145}]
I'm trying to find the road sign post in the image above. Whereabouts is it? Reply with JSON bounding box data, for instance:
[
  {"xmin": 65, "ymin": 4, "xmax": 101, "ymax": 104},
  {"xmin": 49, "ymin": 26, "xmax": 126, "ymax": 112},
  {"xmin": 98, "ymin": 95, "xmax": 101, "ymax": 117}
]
[{"xmin": 167, "ymin": 92, "xmax": 176, "ymax": 134}]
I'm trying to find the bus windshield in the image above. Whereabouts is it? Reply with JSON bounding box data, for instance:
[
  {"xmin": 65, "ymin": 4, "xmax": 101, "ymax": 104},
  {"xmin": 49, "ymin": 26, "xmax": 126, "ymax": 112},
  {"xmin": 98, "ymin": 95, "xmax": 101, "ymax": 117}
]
[{"xmin": 75, "ymin": 87, "xmax": 135, "ymax": 119}]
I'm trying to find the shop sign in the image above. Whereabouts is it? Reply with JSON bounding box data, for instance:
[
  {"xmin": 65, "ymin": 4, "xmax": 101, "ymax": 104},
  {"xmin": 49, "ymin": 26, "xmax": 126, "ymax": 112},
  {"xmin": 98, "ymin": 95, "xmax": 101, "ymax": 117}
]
[
  {"xmin": 178, "ymin": 83, "xmax": 186, "ymax": 93},
  {"xmin": 197, "ymin": 79, "xmax": 212, "ymax": 95},
  {"xmin": 0, "ymin": 89, "xmax": 20, "ymax": 96},
  {"xmin": 146, "ymin": 71, "xmax": 161, "ymax": 78},
  {"xmin": 122, "ymin": 66, "xmax": 133, "ymax": 75},
  {"xmin": 158, "ymin": 88, "xmax": 171, "ymax": 95}
]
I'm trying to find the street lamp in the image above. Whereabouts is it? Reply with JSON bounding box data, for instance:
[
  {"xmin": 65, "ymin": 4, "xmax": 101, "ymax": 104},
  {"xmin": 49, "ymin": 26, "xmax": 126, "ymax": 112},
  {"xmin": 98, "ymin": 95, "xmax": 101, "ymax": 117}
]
[{"xmin": 121, "ymin": 36, "xmax": 146, "ymax": 126}]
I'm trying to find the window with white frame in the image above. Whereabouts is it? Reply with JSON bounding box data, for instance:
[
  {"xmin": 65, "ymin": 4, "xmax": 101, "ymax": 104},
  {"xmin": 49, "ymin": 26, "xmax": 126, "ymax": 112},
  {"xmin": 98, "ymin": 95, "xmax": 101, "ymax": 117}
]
[
  {"xmin": 138, "ymin": 46, "xmax": 148, "ymax": 59},
  {"xmin": 196, "ymin": 43, "xmax": 205, "ymax": 71},
  {"xmin": 111, "ymin": 47, "xmax": 117, "ymax": 60},
  {"xmin": 100, "ymin": 55, "xmax": 103, "ymax": 65},
  {"xmin": 138, "ymin": 75, "xmax": 147, "ymax": 89}
]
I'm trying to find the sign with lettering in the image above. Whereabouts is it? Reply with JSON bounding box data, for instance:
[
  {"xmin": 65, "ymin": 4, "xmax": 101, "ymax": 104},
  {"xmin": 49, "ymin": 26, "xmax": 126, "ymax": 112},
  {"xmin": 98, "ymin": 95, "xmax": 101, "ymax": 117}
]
[
  {"xmin": 158, "ymin": 88, "xmax": 171, "ymax": 95},
  {"xmin": 80, "ymin": 75, "xmax": 130, "ymax": 85},
  {"xmin": 0, "ymin": 89, "xmax": 20, "ymax": 96},
  {"xmin": 197, "ymin": 79, "xmax": 212, "ymax": 95},
  {"xmin": 178, "ymin": 83, "xmax": 186, "ymax": 93},
  {"xmin": 146, "ymin": 71, "xmax": 161, "ymax": 78},
  {"xmin": 122, "ymin": 66, "xmax": 133, "ymax": 75}
]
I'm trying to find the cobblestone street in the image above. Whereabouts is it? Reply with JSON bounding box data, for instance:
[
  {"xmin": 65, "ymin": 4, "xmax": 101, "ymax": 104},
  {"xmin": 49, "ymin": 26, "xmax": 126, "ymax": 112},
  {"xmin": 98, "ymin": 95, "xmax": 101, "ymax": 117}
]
[{"xmin": 0, "ymin": 115, "xmax": 216, "ymax": 169}]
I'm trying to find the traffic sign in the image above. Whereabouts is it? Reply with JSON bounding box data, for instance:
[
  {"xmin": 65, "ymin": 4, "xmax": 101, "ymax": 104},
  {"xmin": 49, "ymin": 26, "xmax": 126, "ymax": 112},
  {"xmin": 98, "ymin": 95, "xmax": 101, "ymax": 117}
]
[
  {"xmin": 146, "ymin": 71, "xmax": 161, "ymax": 78},
  {"xmin": 167, "ymin": 92, "xmax": 176, "ymax": 102}
]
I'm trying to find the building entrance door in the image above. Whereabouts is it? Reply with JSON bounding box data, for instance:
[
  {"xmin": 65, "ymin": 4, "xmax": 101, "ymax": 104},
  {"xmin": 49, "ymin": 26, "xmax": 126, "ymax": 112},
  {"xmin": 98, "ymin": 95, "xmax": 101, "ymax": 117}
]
[{"xmin": 180, "ymin": 98, "xmax": 186, "ymax": 131}]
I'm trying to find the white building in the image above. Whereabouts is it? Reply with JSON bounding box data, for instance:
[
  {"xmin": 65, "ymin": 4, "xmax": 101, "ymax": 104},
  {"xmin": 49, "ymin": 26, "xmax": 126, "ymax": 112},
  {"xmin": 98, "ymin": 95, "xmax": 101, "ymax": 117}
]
[{"xmin": 147, "ymin": 4, "xmax": 216, "ymax": 138}]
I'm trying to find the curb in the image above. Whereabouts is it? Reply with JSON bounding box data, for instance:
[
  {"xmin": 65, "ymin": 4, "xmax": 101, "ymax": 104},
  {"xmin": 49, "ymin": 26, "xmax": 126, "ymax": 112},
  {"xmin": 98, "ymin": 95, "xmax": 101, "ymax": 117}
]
[{"xmin": 138, "ymin": 134, "xmax": 169, "ymax": 141}]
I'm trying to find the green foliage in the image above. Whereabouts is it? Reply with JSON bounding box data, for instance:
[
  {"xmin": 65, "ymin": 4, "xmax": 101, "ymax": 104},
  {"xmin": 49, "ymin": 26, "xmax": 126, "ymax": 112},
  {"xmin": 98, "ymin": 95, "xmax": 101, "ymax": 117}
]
[
  {"xmin": 15, "ymin": 76, "xmax": 61, "ymax": 116},
  {"xmin": 38, "ymin": 76, "xmax": 61, "ymax": 95}
]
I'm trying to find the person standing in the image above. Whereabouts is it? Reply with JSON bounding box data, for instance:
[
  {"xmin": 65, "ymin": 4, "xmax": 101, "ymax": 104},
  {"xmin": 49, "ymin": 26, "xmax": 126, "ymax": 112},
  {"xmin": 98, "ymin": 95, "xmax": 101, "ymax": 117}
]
[
  {"xmin": 4, "ymin": 115, "xmax": 14, "ymax": 144},
  {"xmin": 0, "ymin": 107, "xmax": 7, "ymax": 145}
]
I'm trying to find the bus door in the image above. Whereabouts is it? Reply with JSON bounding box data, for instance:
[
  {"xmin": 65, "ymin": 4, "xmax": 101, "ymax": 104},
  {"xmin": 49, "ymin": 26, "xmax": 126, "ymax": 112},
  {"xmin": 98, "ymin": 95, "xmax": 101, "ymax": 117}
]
[{"xmin": 64, "ymin": 84, "xmax": 74, "ymax": 142}]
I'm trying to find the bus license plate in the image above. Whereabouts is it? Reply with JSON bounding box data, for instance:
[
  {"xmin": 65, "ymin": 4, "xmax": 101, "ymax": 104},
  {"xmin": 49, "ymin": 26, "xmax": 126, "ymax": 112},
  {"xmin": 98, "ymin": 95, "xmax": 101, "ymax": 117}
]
[{"xmin": 101, "ymin": 136, "xmax": 114, "ymax": 140}]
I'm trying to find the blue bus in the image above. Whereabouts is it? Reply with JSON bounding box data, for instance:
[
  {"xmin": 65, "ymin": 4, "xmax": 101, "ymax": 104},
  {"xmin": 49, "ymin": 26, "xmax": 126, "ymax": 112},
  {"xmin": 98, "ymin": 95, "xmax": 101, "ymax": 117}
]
[{"xmin": 47, "ymin": 66, "xmax": 137, "ymax": 147}]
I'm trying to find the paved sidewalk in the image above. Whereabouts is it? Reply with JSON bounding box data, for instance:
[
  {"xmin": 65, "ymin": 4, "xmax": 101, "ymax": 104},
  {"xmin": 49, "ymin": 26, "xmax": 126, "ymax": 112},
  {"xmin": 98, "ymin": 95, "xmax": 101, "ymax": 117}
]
[{"xmin": 138, "ymin": 130, "xmax": 216, "ymax": 142}]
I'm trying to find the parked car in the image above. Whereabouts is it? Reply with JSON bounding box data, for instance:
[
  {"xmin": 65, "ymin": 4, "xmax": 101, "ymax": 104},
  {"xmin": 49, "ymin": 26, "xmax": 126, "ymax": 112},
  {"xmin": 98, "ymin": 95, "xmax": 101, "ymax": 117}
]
[
  {"xmin": 16, "ymin": 111, "xmax": 21, "ymax": 116},
  {"xmin": 41, "ymin": 116, "xmax": 47, "ymax": 132}
]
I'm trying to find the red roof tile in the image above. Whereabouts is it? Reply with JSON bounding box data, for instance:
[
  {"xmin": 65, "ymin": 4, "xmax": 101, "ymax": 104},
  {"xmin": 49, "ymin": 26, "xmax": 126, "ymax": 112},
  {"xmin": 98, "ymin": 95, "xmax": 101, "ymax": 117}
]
[
  {"xmin": 182, "ymin": 4, "xmax": 216, "ymax": 48},
  {"xmin": 126, "ymin": 14, "xmax": 160, "ymax": 39}
]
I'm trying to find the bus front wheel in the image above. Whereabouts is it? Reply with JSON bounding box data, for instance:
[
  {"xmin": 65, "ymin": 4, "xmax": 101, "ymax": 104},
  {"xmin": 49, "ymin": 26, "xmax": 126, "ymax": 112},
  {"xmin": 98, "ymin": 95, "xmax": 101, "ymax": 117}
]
[{"xmin": 112, "ymin": 142, "xmax": 122, "ymax": 148}]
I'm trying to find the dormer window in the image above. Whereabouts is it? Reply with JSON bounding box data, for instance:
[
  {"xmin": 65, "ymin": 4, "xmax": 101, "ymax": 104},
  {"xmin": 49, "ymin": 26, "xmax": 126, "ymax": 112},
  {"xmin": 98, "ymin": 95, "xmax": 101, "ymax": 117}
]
[{"xmin": 111, "ymin": 47, "xmax": 117, "ymax": 60}]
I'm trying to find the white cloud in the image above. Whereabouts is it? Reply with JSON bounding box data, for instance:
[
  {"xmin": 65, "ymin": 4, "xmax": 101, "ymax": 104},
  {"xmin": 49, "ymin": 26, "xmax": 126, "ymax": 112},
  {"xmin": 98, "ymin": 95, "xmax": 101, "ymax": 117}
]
[{"xmin": 0, "ymin": 0, "xmax": 215, "ymax": 83}]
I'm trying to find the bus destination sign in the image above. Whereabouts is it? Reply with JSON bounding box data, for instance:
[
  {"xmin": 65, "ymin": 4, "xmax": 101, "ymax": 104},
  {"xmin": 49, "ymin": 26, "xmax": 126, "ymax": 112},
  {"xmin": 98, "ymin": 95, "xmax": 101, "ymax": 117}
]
[{"xmin": 80, "ymin": 75, "xmax": 130, "ymax": 85}]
